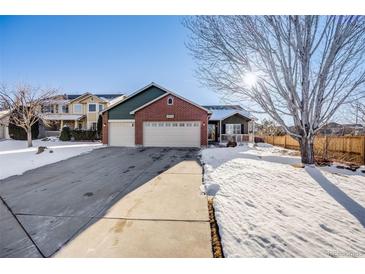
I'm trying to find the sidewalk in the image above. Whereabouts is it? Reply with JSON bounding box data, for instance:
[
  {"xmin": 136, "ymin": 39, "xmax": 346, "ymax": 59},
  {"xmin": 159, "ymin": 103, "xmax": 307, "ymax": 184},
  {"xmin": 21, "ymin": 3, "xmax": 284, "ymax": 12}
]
[{"xmin": 55, "ymin": 160, "xmax": 212, "ymax": 258}]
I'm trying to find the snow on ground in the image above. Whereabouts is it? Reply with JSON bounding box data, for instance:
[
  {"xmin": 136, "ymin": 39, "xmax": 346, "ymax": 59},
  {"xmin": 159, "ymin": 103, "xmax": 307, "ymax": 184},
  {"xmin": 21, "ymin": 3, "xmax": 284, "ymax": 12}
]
[
  {"xmin": 0, "ymin": 138, "xmax": 103, "ymax": 180},
  {"xmin": 201, "ymin": 144, "xmax": 365, "ymax": 257}
]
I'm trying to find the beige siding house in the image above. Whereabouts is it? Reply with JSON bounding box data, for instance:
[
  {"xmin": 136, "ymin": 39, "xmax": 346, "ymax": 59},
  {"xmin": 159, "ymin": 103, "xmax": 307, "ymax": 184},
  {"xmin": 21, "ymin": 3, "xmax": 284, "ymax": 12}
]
[{"xmin": 42, "ymin": 92, "xmax": 125, "ymax": 135}]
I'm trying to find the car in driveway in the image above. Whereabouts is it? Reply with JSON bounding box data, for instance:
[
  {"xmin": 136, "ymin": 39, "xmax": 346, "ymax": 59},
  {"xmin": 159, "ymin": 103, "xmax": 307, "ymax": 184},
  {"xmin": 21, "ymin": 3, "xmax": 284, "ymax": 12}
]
[{"xmin": 0, "ymin": 146, "xmax": 205, "ymax": 258}]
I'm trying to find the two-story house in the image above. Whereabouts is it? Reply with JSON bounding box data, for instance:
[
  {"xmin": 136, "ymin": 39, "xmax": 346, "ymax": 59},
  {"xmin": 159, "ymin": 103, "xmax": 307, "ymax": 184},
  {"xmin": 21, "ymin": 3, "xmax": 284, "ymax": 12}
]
[{"xmin": 41, "ymin": 92, "xmax": 124, "ymax": 135}]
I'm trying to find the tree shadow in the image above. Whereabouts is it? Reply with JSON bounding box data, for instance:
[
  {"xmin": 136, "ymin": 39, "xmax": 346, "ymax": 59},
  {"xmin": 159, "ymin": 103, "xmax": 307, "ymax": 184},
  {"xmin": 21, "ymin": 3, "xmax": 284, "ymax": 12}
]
[
  {"xmin": 305, "ymin": 166, "xmax": 365, "ymax": 228},
  {"xmin": 0, "ymin": 146, "xmax": 200, "ymax": 258}
]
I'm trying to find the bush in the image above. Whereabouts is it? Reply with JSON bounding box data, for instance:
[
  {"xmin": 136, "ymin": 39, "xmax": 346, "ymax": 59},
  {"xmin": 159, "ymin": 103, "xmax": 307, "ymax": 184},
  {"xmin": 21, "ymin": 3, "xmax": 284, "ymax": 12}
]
[
  {"xmin": 97, "ymin": 115, "xmax": 102, "ymax": 140},
  {"xmin": 59, "ymin": 126, "xmax": 71, "ymax": 141},
  {"xmin": 8, "ymin": 121, "xmax": 39, "ymax": 140},
  {"xmin": 72, "ymin": 129, "xmax": 97, "ymax": 141},
  {"xmin": 254, "ymin": 136, "xmax": 265, "ymax": 143}
]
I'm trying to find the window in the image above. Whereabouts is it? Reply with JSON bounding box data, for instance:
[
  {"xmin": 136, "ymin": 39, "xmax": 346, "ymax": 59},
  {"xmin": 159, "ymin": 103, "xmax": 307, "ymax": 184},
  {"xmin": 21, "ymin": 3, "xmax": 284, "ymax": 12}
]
[
  {"xmin": 91, "ymin": 122, "xmax": 97, "ymax": 130},
  {"xmin": 88, "ymin": 104, "xmax": 96, "ymax": 112},
  {"xmin": 172, "ymin": 123, "xmax": 178, "ymax": 127},
  {"xmin": 167, "ymin": 96, "xmax": 174, "ymax": 105},
  {"xmin": 179, "ymin": 123, "xmax": 185, "ymax": 127},
  {"xmin": 42, "ymin": 105, "xmax": 51, "ymax": 113},
  {"xmin": 74, "ymin": 104, "xmax": 82, "ymax": 113},
  {"xmin": 151, "ymin": 123, "xmax": 157, "ymax": 127},
  {"xmin": 226, "ymin": 124, "xmax": 241, "ymax": 134},
  {"xmin": 158, "ymin": 123, "xmax": 164, "ymax": 127},
  {"xmin": 193, "ymin": 122, "xmax": 199, "ymax": 127},
  {"xmin": 165, "ymin": 123, "xmax": 171, "ymax": 127},
  {"xmin": 186, "ymin": 123, "xmax": 192, "ymax": 127},
  {"xmin": 99, "ymin": 104, "xmax": 104, "ymax": 112},
  {"xmin": 61, "ymin": 105, "xmax": 69, "ymax": 113}
]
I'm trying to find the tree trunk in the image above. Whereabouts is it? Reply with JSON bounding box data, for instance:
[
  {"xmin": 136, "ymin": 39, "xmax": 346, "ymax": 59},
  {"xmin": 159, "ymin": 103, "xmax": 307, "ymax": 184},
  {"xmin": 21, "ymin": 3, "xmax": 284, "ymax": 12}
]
[
  {"xmin": 299, "ymin": 136, "xmax": 315, "ymax": 164},
  {"xmin": 27, "ymin": 129, "xmax": 32, "ymax": 147}
]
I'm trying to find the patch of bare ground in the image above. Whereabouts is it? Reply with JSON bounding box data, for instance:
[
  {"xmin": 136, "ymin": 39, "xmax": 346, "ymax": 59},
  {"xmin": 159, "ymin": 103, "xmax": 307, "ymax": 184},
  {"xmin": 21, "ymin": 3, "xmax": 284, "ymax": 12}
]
[{"xmin": 208, "ymin": 197, "xmax": 224, "ymax": 258}]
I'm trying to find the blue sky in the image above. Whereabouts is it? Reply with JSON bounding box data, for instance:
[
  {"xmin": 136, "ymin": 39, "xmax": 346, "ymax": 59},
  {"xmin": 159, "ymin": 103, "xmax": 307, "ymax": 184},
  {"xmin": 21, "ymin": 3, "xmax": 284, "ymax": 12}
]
[{"xmin": 0, "ymin": 16, "xmax": 221, "ymax": 105}]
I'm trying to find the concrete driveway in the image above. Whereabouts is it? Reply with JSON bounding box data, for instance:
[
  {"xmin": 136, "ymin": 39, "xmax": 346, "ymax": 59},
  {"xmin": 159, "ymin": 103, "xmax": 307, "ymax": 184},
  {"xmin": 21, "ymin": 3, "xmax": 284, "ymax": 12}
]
[{"xmin": 0, "ymin": 147, "xmax": 211, "ymax": 258}]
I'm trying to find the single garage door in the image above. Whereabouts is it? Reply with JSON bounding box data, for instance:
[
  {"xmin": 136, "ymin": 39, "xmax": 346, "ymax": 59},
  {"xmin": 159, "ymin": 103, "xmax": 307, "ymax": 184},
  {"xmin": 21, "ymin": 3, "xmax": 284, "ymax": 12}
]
[
  {"xmin": 108, "ymin": 121, "xmax": 135, "ymax": 147},
  {"xmin": 143, "ymin": 121, "xmax": 201, "ymax": 147}
]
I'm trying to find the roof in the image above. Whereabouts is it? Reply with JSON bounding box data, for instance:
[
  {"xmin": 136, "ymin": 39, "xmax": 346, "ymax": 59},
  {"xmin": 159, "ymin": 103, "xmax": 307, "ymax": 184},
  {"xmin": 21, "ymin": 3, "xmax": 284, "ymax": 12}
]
[
  {"xmin": 203, "ymin": 105, "xmax": 253, "ymax": 121},
  {"xmin": 67, "ymin": 93, "xmax": 124, "ymax": 101},
  {"xmin": 0, "ymin": 110, "xmax": 10, "ymax": 119},
  {"xmin": 42, "ymin": 114, "xmax": 86, "ymax": 121},
  {"xmin": 103, "ymin": 82, "xmax": 211, "ymax": 114},
  {"xmin": 203, "ymin": 105, "xmax": 243, "ymax": 111}
]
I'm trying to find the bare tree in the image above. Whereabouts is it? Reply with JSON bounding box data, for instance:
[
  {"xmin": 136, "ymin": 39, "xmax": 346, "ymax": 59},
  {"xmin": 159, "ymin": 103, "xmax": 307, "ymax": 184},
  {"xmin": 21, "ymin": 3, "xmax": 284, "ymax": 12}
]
[
  {"xmin": 351, "ymin": 100, "xmax": 365, "ymax": 125},
  {"xmin": 184, "ymin": 16, "xmax": 365, "ymax": 164},
  {"xmin": 256, "ymin": 119, "xmax": 286, "ymax": 136},
  {"xmin": 0, "ymin": 85, "xmax": 56, "ymax": 147}
]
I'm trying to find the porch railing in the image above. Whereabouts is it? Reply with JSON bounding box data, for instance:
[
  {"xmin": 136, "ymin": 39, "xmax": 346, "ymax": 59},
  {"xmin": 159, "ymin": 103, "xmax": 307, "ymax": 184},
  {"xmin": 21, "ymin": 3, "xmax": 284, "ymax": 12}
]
[{"xmin": 221, "ymin": 134, "xmax": 251, "ymax": 143}]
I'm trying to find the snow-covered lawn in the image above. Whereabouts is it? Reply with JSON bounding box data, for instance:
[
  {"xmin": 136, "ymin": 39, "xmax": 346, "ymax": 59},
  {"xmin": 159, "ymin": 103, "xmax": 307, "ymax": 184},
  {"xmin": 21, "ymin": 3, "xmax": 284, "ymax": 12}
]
[
  {"xmin": 0, "ymin": 138, "xmax": 103, "ymax": 180},
  {"xmin": 202, "ymin": 144, "xmax": 365, "ymax": 258}
]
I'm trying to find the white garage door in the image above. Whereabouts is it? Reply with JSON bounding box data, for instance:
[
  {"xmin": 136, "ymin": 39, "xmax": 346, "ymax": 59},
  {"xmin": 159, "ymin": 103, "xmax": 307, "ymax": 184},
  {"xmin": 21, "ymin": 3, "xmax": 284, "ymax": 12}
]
[
  {"xmin": 143, "ymin": 121, "xmax": 201, "ymax": 147},
  {"xmin": 108, "ymin": 121, "xmax": 135, "ymax": 147},
  {"xmin": 0, "ymin": 125, "xmax": 4, "ymax": 139}
]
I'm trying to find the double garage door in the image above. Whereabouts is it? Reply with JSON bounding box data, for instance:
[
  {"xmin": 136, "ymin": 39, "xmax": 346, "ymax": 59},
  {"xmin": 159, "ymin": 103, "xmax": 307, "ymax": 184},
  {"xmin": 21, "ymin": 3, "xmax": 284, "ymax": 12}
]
[
  {"xmin": 108, "ymin": 120, "xmax": 201, "ymax": 147},
  {"xmin": 143, "ymin": 121, "xmax": 201, "ymax": 147}
]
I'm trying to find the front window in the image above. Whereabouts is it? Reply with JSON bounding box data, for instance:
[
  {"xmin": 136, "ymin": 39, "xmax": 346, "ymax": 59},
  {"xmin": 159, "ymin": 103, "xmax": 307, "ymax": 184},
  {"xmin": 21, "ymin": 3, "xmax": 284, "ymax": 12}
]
[
  {"xmin": 167, "ymin": 96, "xmax": 174, "ymax": 105},
  {"xmin": 62, "ymin": 105, "xmax": 69, "ymax": 113},
  {"xmin": 88, "ymin": 104, "xmax": 96, "ymax": 112},
  {"xmin": 74, "ymin": 104, "xmax": 82, "ymax": 113},
  {"xmin": 226, "ymin": 124, "xmax": 241, "ymax": 134},
  {"xmin": 91, "ymin": 122, "xmax": 97, "ymax": 130},
  {"xmin": 98, "ymin": 104, "xmax": 104, "ymax": 112}
]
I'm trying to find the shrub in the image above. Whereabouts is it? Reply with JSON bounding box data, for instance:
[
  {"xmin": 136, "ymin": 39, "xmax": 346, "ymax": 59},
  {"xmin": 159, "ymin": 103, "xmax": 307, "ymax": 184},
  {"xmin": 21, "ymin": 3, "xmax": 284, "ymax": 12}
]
[
  {"xmin": 254, "ymin": 136, "xmax": 265, "ymax": 143},
  {"xmin": 97, "ymin": 115, "xmax": 102, "ymax": 140},
  {"xmin": 59, "ymin": 126, "xmax": 71, "ymax": 141},
  {"xmin": 8, "ymin": 120, "xmax": 39, "ymax": 140},
  {"xmin": 72, "ymin": 129, "xmax": 97, "ymax": 141}
]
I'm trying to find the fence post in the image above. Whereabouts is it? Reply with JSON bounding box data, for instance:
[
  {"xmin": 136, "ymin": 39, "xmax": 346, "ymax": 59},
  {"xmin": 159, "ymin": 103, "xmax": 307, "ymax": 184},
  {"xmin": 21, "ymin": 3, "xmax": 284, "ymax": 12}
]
[
  {"xmin": 363, "ymin": 136, "xmax": 365, "ymax": 165},
  {"xmin": 283, "ymin": 136, "xmax": 286, "ymax": 148}
]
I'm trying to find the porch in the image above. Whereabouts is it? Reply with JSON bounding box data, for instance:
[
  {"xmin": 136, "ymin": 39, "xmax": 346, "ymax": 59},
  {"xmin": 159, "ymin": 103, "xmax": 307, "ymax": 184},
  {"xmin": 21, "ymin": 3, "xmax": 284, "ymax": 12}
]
[{"xmin": 208, "ymin": 113, "xmax": 253, "ymax": 144}]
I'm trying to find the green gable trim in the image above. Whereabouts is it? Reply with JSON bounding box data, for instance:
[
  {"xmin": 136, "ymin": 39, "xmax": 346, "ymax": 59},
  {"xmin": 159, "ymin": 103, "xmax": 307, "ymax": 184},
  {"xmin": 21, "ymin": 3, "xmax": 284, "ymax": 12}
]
[{"xmin": 108, "ymin": 86, "xmax": 166, "ymax": 120}]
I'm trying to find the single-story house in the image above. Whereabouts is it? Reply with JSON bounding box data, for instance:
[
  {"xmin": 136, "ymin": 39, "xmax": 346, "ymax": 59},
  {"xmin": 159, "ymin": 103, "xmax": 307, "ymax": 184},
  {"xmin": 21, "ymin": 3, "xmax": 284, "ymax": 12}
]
[
  {"xmin": 203, "ymin": 105, "xmax": 253, "ymax": 143},
  {"xmin": 102, "ymin": 83, "xmax": 211, "ymax": 147},
  {"xmin": 102, "ymin": 83, "xmax": 254, "ymax": 147}
]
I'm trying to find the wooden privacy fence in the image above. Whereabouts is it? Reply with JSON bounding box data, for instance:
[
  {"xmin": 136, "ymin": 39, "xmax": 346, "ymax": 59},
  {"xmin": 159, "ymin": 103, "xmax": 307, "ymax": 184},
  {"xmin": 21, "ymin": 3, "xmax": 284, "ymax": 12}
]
[{"xmin": 264, "ymin": 135, "xmax": 365, "ymax": 165}]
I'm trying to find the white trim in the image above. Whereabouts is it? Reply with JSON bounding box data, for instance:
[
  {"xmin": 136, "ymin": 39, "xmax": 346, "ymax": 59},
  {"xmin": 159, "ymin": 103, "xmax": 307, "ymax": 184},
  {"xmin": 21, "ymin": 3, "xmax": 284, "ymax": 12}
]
[
  {"xmin": 167, "ymin": 95, "xmax": 174, "ymax": 105},
  {"xmin": 129, "ymin": 90, "xmax": 212, "ymax": 114},
  {"xmin": 101, "ymin": 82, "xmax": 159, "ymax": 113},
  {"xmin": 129, "ymin": 93, "xmax": 169, "ymax": 114},
  {"xmin": 108, "ymin": 119, "xmax": 135, "ymax": 123},
  {"xmin": 211, "ymin": 111, "xmax": 253, "ymax": 122},
  {"xmin": 103, "ymin": 82, "xmax": 212, "ymax": 114}
]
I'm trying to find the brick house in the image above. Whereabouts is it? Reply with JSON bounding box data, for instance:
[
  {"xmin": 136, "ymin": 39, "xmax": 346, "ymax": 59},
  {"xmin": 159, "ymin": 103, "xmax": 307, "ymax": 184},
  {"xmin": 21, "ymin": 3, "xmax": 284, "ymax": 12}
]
[{"xmin": 101, "ymin": 83, "xmax": 211, "ymax": 147}]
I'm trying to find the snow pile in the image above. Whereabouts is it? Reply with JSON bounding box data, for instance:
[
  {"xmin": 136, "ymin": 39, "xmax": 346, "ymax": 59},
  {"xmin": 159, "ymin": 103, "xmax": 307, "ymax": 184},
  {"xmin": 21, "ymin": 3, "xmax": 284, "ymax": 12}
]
[
  {"xmin": 0, "ymin": 139, "xmax": 103, "ymax": 180},
  {"xmin": 201, "ymin": 145, "xmax": 365, "ymax": 257}
]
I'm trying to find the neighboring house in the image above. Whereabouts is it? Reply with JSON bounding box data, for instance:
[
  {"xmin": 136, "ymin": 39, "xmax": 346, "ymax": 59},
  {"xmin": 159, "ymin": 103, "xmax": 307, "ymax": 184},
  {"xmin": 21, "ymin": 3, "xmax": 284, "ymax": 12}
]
[
  {"xmin": 41, "ymin": 93, "xmax": 124, "ymax": 135},
  {"xmin": 101, "ymin": 83, "xmax": 211, "ymax": 147},
  {"xmin": 317, "ymin": 122, "xmax": 365, "ymax": 136},
  {"xmin": 203, "ymin": 105, "xmax": 254, "ymax": 143},
  {"xmin": 0, "ymin": 110, "xmax": 10, "ymax": 139}
]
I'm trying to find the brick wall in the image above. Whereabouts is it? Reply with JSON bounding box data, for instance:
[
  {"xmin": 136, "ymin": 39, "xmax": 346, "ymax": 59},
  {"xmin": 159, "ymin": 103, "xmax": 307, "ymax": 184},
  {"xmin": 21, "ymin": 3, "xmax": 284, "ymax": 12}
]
[
  {"xmin": 135, "ymin": 95, "xmax": 209, "ymax": 146},
  {"xmin": 102, "ymin": 111, "xmax": 108, "ymax": 144}
]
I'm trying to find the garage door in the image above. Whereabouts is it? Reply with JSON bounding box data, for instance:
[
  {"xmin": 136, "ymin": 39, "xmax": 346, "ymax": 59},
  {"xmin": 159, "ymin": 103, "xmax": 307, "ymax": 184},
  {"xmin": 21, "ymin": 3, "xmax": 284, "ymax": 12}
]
[
  {"xmin": 108, "ymin": 121, "xmax": 135, "ymax": 147},
  {"xmin": 0, "ymin": 125, "xmax": 4, "ymax": 139},
  {"xmin": 143, "ymin": 121, "xmax": 201, "ymax": 147}
]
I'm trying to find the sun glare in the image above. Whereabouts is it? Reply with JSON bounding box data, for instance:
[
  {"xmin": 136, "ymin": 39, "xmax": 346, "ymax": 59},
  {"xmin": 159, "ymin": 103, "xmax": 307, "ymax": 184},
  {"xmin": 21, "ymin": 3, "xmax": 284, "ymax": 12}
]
[{"xmin": 243, "ymin": 72, "xmax": 258, "ymax": 88}]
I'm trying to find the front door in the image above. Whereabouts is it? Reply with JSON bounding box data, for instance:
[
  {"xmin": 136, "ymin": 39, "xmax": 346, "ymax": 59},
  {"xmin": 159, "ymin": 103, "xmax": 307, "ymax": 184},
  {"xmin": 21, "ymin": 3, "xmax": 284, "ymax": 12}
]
[{"xmin": 208, "ymin": 124, "xmax": 216, "ymax": 141}]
